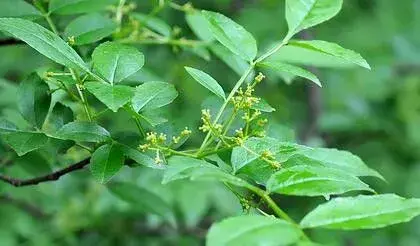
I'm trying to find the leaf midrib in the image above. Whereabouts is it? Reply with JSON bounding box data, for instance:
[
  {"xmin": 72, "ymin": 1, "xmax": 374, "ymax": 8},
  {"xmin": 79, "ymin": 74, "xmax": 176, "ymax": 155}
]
[{"xmin": 0, "ymin": 20, "xmax": 86, "ymax": 70}]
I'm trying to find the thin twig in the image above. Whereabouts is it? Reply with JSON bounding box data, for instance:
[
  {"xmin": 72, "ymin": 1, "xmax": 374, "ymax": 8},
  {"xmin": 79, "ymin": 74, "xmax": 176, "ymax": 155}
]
[{"xmin": 0, "ymin": 158, "xmax": 90, "ymax": 187}]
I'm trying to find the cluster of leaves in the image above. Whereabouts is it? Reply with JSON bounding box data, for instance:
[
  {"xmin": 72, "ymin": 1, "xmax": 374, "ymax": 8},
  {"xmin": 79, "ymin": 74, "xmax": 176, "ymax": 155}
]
[{"xmin": 0, "ymin": 0, "xmax": 420, "ymax": 245}]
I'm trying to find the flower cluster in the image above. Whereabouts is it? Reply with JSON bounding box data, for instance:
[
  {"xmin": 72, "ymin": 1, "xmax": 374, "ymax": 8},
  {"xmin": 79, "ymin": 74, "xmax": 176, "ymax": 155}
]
[
  {"xmin": 199, "ymin": 109, "xmax": 223, "ymax": 135},
  {"xmin": 260, "ymin": 150, "xmax": 281, "ymax": 170},
  {"xmin": 231, "ymin": 86, "xmax": 260, "ymax": 111}
]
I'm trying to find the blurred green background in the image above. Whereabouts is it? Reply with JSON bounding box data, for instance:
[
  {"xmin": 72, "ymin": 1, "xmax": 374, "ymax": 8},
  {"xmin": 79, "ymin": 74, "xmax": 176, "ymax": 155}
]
[{"xmin": 1, "ymin": 0, "xmax": 420, "ymax": 245}]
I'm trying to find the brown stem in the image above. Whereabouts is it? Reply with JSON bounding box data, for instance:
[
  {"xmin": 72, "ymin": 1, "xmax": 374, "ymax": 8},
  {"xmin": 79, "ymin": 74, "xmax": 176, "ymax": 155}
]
[{"xmin": 0, "ymin": 158, "xmax": 90, "ymax": 187}]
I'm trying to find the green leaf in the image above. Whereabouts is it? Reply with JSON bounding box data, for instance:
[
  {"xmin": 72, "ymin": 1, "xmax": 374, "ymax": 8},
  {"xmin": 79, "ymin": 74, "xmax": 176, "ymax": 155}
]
[
  {"xmin": 0, "ymin": 18, "xmax": 88, "ymax": 71},
  {"xmin": 85, "ymin": 82, "xmax": 134, "ymax": 112},
  {"xmin": 132, "ymin": 81, "xmax": 178, "ymax": 112},
  {"xmin": 186, "ymin": 11, "xmax": 215, "ymax": 42},
  {"xmin": 259, "ymin": 62, "xmax": 321, "ymax": 87},
  {"xmin": 289, "ymin": 40, "xmax": 371, "ymax": 69},
  {"xmin": 210, "ymin": 44, "xmax": 251, "ymax": 76},
  {"xmin": 140, "ymin": 111, "xmax": 168, "ymax": 127},
  {"xmin": 163, "ymin": 156, "xmax": 214, "ymax": 184},
  {"xmin": 108, "ymin": 182, "xmax": 175, "ymax": 225},
  {"xmin": 231, "ymin": 137, "xmax": 300, "ymax": 184},
  {"xmin": 0, "ymin": 119, "xmax": 17, "ymax": 134},
  {"xmin": 132, "ymin": 13, "xmax": 172, "ymax": 37},
  {"xmin": 48, "ymin": 0, "xmax": 118, "ymax": 15},
  {"xmin": 55, "ymin": 121, "xmax": 110, "ymax": 142},
  {"xmin": 266, "ymin": 44, "xmax": 357, "ymax": 69},
  {"xmin": 186, "ymin": 46, "xmax": 211, "ymax": 61},
  {"xmin": 44, "ymin": 103, "xmax": 73, "ymax": 133},
  {"xmin": 90, "ymin": 144, "xmax": 124, "ymax": 183},
  {"xmin": 174, "ymin": 182, "xmax": 210, "ymax": 228},
  {"xmin": 92, "ymin": 42, "xmax": 145, "ymax": 84},
  {"xmin": 252, "ymin": 99, "xmax": 275, "ymax": 113},
  {"xmin": 292, "ymin": 147, "xmax": 384, "ymax": 180},
  {"xmin": 300, "ymin": 194, "xmax": 420, "ymax": 230},
  {"xmin": 185, "ymin": 67, "xmax": 226, "ymax": 100},
  {"xmin": 164, "ymin": 156, "xmax": 250, "ymax": 188},
  {"xmin": 285, "ymin": 0, "xmax": 343, "ymax": 40},
  {"xmin": 120, "ymin": 145, "xmax": 162, "ymax": 169},
  {"xmin": 64, "ymin": 13, "xmax": 117, "ymax": 45},
  {"xmin": 207, "ymin": 215, "xmax": 302, "ymax": 246},
  {"xmin": 267, "ymin": 165, "xmax": 373, "ymax": 198},
  {"xmin": 0, "ymin": 0, "xmax": 41, "ymax": 19},
  {"xmin": 18, "ymin": 73, "xmax": 51, "ymax": 129},
  {"xmin": 2, "ymin": 132, "xmax": 48, "ymax": 156},
  {"xmin": 43, "ymin": 104, "xmax": 75, "ymax": 153},
  {"xmin": 16, "ymin": 151, "xmax": 52, "ymax": 176},
  {"xmin": 203, "ymin": 10, "xmax": 257, "ymax": 61},
  {"xmin": 189, "ymin": 165, "xmax": 250, "ymax": 188}
]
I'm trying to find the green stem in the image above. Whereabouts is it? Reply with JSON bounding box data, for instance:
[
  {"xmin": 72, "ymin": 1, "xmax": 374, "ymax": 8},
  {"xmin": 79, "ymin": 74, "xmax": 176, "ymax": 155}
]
[
  {"xmin": 124, "ymin": 105, "xmax": 146, "ymax": 137},
  {"xmin": 245, "ymin": 185, "xmax": 293, "ymax": 222},
  {"xmin": 154, "ymin": 147, "xmax": 197, "ymax": 158},
  {"xmin": 198, "ymin": 65, "xmax": 255, "ymax": 152},
  {"xmin": 168, "ymin": 2, "xmax": 187, "ymax": 12},
  {"xmin": 76, "ymin": 143, "xmax": 93, "ymax": 153},
  {"xmin": 76, "ymin": 84, "xmax": 93, "ymax": 122},
  {"xmin": 45, "ymin": 15, "xmax": 59, "ymax": 34},
  {"xmin": 245, "ymin": 109, "xmax": 251, "ymax": 136},
  {"xmin": 133, "ymin": 117, "xmax": 146, "ymax": 137},
  {"xmin": 244, "ymin": 184, "xmax": 310, "ymax": 241},
  {"xmin": 196, "ymin": 146, "xmax": 235, "ymax": 158},
  {"xmin": 116, "ymin": 0, "xmax": 127, "ymax": 30},
  {"xmin": 71, "ymin": 69, "xmax": 93, "ymax": 122},
  {"xmin": 87, "ymin": 71, "xmax": 108, "ymax": 84},
  {"xmin": 41, "ymin": 7, "xmax": 97, "ymax": 122},
  {"xmin": 215, "ymin": 110, "xmax": 238, "ymax": 149},
  {"xmin": 255, "ymin": 40, "xmax": 288, "ymax": 63},
  {"xmin": 93, "ymin": 108, "xmax": 110, "ymax": 120}
]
